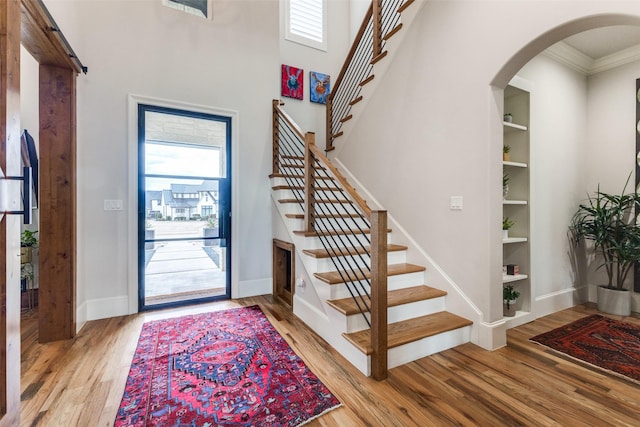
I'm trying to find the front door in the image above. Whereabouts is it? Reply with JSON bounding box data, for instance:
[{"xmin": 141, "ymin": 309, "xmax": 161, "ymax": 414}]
[{"xmin": 138, "ymin": 104, "xmax": 231, "ymax": 310}]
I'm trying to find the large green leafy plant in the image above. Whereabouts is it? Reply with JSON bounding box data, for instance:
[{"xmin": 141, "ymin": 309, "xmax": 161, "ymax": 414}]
[{"xmin": 570, "ymin": 175, "xmax": 640, "ymax": 290}]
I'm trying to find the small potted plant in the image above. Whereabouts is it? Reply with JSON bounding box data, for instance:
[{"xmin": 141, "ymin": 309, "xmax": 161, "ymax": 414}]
[
  {"xmin": 503, "ymin": 145, "xmax": 511, "ymax": 161},
  {"xmin": 502, "ymin": 217, "xmax": 514, "ymax": 239},
  {"xmin": 504, "ymin": 113, "xmax": 513, "ymax": 123},
  {"xmin": 503, "ymin": 284, "xmax": 520, "ymax": 317}
]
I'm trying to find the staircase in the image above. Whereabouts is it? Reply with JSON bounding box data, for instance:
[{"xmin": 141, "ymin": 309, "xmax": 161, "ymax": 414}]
[{"xmin": 271, "ymin": 101, "xmax": 472, "ymax": 379}]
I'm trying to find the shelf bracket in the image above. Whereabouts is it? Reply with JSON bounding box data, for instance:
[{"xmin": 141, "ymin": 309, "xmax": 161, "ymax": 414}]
[{"xmin": 0, "ymin": 166, "xmax": 33, "ymax": 224}]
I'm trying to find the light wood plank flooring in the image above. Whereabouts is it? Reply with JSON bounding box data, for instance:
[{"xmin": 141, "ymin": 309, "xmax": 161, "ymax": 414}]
[{"xmin": 20, "ymin": 299, "xmax": 640, "ymax": 426}]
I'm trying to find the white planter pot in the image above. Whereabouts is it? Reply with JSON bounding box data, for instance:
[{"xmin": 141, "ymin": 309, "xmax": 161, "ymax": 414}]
[
  {"xmin": 597, "ymin": 286, "xmax": 631, "ymax": 316},
  {"xmin": 502, "ymin": 230, "xmax": 509, "ymax": 239},
  {"xmin": 503, "ymin": 300, "xmax": 516, "ymax": 317}
]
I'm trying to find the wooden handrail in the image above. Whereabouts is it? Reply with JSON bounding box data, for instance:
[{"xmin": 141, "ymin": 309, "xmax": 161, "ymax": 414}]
[
  {"xmin": 328, "ymin": 4, "xmax": 373, "ymax": 100},
  {"xmin": 273, "ymin": 100, "xmax": 305, "ymax": 140},
  {"xmin": 273, "ymin": 100, "xmax": 388, "ymax": 380},
  {"xmin": 308, "ymin": 143, "xmax": 372, "ymax": 218}
]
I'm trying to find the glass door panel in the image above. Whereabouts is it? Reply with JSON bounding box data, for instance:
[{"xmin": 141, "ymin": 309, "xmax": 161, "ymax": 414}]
[{"xmin": 139, "ymin": 105, "xmax": 231, "ymax": 310}]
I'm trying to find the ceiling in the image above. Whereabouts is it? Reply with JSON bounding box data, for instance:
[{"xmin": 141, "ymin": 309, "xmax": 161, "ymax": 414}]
[{"xmin": 545, "ymin": 25, "xmax": 640, "ymax": 75}]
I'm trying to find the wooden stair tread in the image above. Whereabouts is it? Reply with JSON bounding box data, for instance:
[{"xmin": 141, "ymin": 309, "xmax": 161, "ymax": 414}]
[
  {"xmin": 343, "ymin": 311, "xmax": 472, "ymax": 355},
  {"xmin": 314, "ymin": 263, "xmax": 424, "ymax": 285},
  {"xmin": 327, "ymin": 285, "xmax": 447, "ymax": 316},
  {"xmin": 295, "ymin": 228, "xmax": 391, "ymax": 238},
  {"xmin": 303, "ymin": 243, "xmax": 407, "ymax": 258}
]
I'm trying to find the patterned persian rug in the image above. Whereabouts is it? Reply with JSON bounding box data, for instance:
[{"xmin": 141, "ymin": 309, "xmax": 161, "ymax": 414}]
[
  {"xmin": 530, "ymin": 314, "xmax": 640, "ymax": 384},
  {"xmin": 115, "ymin": 305, "xmax": 340, "ymax": 426}
]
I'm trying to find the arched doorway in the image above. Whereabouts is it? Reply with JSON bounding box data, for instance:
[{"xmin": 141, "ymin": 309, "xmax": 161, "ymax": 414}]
[{"xmin": 489, "ymin": 14, "xmax": 640, "ymax": 336}]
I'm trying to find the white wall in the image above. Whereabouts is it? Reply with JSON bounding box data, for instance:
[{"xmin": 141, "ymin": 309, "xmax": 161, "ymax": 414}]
[
  {"xmin": 44, "ymin": 0, "xmax": 280, "ymax": 320},
  {"xmin": 517, "ymin": 55, "xmax": 588, "ymax": 316},
  {"xmin": 334, "ymin": 0, "xmax": 640, "ymax": 333}
]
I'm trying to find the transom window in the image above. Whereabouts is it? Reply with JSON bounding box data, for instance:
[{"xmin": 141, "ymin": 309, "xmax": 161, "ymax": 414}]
[{"xmin": 285, "ymin": 0, "xmax": 327, "ymax": 51}]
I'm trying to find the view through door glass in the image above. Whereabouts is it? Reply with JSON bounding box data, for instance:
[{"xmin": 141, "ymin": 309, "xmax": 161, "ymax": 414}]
[{"xmin": 139, "ymin": 105, "xmax": 231, "ymax": 309}]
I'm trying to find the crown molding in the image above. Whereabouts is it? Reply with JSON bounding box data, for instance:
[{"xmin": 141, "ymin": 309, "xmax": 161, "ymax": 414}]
[
  {"xmin": 543, "ymin": 41, "xmax": 640, "ymax": 75},
  {"xmin": 542, "ymin": 42, "xmax": 593, "ymax": 75},
  {"xmin": 590, "ymin": 43, "xmax": 640, "ymax": 75}
]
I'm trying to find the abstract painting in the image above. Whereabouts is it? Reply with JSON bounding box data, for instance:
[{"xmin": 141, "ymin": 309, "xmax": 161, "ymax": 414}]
[
  {"xmin": 282, "ymin": 64, "xmax": 304, "ymax": 100},
  {"xmin": 310, "ymin": 71, "xmax": 330, "ymax": 104}
]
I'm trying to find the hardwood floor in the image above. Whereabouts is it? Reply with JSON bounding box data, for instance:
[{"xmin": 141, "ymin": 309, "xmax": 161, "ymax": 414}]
[{"xmin": 20, "ymin": 299, "xmax": 640, "ymax": 426}]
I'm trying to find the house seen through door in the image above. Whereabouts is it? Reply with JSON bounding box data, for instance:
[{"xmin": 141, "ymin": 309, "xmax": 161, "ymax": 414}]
[{"xmin": 138, "ymin": 104, "xmax": 231, "ymax": 310}]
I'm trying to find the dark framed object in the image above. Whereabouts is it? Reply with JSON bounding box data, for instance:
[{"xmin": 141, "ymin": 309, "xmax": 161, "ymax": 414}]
[
  {"xmin": 635, "ymin": 78, "xmax": 640, "ymax": 293},
  {"xmin": 21, "ymin": 129, "xmax": 38, "ymax": 207},
  {"xmin": 273, "ymin": 239, "xmax": 295, "ymax": 307},
  {"xmin": 163, "ymin": 0, "xmax": 211, "ymax": 19}
]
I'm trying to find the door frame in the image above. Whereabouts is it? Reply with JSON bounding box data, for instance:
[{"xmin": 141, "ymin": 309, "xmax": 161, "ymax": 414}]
[{"xmin": 127, "ymin": 95, "xmax": 240, "ymax": 314}]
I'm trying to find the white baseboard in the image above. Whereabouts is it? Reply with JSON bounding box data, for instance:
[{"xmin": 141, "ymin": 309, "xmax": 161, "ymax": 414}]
[
  {"xmin": 82, "ymin": 296, "xmax": 130, "ymax": 323},
  {"xmin": 475, "ymin": 319, "xmax": 507, "ymax": 350},
  {"xmin": 535, "ymin": 287, "xmax": 576, "ymax": 318},
  {"xmin": 76, "ymin": 300, "xmax": 88, "ymax": 333}
]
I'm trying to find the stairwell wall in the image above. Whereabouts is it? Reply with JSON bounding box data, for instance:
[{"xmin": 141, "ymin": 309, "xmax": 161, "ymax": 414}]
[{"xmin": 333, "ymin": 0, "xmax": 640, "ymax": 344}]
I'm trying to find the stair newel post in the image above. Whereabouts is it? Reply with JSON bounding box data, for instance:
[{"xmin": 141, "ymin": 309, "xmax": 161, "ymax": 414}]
[
  {"xmin": 304, "ymin": 132, "xmax": 316, "ymax": 233},
  {"xmin": 372, "ymin": 0, "xmax": 383, "ymax": 58},
  {"xmin": 370, "ymin": 209, "xmax": 388, "ymax": 380},
  {"xmin": 326, "ymin": 95, "xmax": 333, "ymax": 152},
  {"xmin": 272, "ymin": 99, "xmax": 281, "ymax": 175}
]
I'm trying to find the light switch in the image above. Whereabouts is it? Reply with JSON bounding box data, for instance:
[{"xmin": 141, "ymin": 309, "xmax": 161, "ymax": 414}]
[
  {"xmin": 104, "ymin": 199, "xmax": 123, "ymax": 211},
  {"xmin": 450, "ymin": 196, "xmax": 463, "ymax": 210}
]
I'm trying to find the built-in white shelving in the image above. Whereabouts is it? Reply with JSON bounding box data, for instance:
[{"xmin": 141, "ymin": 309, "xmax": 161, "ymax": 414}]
[
  {"xmin": 503, "ymin": 237, "xmax": 527, "ymax": 244},
  {"xmin": 503, "ymin": 161, "xmax": 527, "ymax": 168},
  {"xmin": 503, "ymin": 274, "xmax": 528, "ymax": 283},
  {"xmin": 502, "ymin": 79, "xmax": 532, "ymax": 327},
  {"xmin": 503, "ymin": 121, "xmax": 528, "ymax": 132}
]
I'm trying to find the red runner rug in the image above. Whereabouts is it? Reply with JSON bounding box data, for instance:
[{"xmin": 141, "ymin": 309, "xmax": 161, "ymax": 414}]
[
  {"xmin": 530, "ymin": 314, "xmax": 640, "ymax": 384},
  {"xmin": 115, "ymin": 305, "xmax": 340, "ymax": 426}
]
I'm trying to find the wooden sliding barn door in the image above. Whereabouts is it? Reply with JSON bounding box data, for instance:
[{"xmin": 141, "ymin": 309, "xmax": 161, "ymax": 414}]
[{"xmin": 0, "ymin": 0, "xmax": 22, "ymax": 424}]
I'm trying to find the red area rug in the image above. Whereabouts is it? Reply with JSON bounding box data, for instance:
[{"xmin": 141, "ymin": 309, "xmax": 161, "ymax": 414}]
[
  {"xmin": 530, "ymin": 314, "xmax": 640, "ymax": 384},
  {"xmin": 115, "ymin": 305, "xmax": 340, "ymax": 426}
]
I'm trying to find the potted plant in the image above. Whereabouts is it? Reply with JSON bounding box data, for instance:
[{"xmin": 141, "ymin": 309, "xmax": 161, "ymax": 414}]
[
  {"xmin": 20, "ymin": 229, "xmax": 38, "ymax": 263},
  {"xmin": 570, "ymin": 174, "xmax": 640, "ymax": 316},
  {"xmin": 503, "ymin": 173, "xmax": 510, "ymax": 199},
  {"xmin": 503, "ymin": 145, "xmax": 511, "ymax": 161},
  {"xmin": 503, "ymin": 217, "xmax": 514, "ymax": 239},
  {"xmin": 503, "ymin": 284, "xmax": 520, "ymax": 317},
  {"xmin": 504, "ymin": 113, "xmax": 513, "ymax": 123}
]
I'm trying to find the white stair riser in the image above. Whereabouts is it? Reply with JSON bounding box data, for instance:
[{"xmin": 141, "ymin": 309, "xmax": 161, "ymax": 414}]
[
  {"xmin": 328, "ymin": 271, "xmax": 425, "ymax": 300},
  {"xmin": 300, "ymin": 233, "xmax": 391, "ymax": 250},
  {"xmin": 308, "ymin": 250, "xmax": 406, "ymax": 273},
  {"xmin": 386, "ymin": 326, "xmax": 471, "ymax": 370},
  {"xmin": 345, "ymin": 297, "xmax": 447, "ymax": 333}
]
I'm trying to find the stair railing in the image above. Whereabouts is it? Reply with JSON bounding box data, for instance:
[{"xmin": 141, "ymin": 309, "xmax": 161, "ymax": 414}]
[
  {"xmin": 273, "ymin": 100, "xmax": 389, "ymax": 380},
  {"xmin": 326, "ymin": 0, "xmax": 409, "ymax": 152}
]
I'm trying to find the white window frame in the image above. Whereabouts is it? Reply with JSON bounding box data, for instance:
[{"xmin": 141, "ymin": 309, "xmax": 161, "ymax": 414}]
[{"xmin": 284, "ymin": 0, "xmax": 327, "ymax": 51}]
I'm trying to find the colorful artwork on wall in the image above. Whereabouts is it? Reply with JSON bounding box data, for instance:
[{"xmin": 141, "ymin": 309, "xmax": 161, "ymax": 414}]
[
  {"xmin": 310, "ymin": 71, "xmax": 330, "ymax": 104},
  {"xmin": 281, "ymin": 65, "xmax": 304, "ymax": 100}
]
